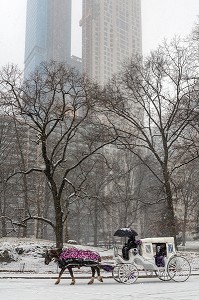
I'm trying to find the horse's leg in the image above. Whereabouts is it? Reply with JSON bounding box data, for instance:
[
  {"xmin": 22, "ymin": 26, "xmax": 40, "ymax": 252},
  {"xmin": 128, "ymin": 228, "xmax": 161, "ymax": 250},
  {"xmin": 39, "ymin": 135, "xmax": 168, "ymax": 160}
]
[
  {"xmin": 68, "ymin": 266, "xmax": 75, "ymax": 285},
  {"xmin": 55, "ymin": 268, "xmax": 65, "ymax": 285},
  {"xmin": 88, "ymin": 266, "xmax": 95, "ymax": 284},
  {"xmin": 96, "ymin": 266, "xmax": 103, "ymax": 282}
]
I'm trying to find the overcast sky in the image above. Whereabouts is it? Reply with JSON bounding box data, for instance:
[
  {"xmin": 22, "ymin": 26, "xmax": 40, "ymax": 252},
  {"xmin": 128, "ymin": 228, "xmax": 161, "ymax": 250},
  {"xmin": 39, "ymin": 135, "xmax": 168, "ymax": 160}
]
[{"xmin": 0, "ymin": 0, "xmax": 198, "ymax": 69}]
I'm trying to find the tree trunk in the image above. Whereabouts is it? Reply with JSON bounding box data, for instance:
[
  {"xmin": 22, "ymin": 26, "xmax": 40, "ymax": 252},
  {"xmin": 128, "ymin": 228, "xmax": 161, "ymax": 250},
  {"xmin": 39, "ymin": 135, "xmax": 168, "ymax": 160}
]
[
  {"xmin": 22, "ymin": 174, "xmax": 28, "ymax": 238},
  {"xmin": 64, "ymin": 216, "xmax": 69, "ymax": 243},
  {"xmin": 182, "ymin": 205, "xmax": 188, "ymax": 246},
  {"xmin": 0, "ymin": 189, "xmax": 7, "ymax": 237},
  {"xmin": 164, "ymin": 171, "xmax": 176, "ymax": 239},
  {"xmin": 54, "ymin": 197, "xmax": 63, "ymax": 249},
  {"xmin": 1, "ymin": 215, "xmax": 6, "ymax": 237},
  {"xmin": 93, "ymin": 198, "xmax": 98, "ymax": 247}
]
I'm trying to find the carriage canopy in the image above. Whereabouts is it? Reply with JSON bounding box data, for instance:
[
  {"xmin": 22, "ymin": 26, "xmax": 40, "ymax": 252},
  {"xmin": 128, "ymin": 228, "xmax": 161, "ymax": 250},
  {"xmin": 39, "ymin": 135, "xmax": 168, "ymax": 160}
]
[{"xmin": 140, "ymin": 237, "xmax": 176, "ymax": 259}]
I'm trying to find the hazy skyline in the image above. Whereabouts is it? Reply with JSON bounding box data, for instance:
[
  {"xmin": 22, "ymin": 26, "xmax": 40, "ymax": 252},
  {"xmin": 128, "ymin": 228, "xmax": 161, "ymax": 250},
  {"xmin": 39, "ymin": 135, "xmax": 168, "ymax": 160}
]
[{"xmin": 0, "ymin": 0, "xmax": 198, "ymax": 69}]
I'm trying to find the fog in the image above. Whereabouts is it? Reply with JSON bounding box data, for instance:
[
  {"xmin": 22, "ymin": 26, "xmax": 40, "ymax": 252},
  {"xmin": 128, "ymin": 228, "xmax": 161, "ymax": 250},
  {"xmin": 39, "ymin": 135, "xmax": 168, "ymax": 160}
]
[{"xmin": 0, "ymin": 0, "xmax": 198, "ymax": 68}]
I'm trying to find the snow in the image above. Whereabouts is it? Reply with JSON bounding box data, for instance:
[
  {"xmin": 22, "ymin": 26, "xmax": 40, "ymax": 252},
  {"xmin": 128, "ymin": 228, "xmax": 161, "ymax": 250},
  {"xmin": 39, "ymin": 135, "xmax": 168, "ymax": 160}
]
[
  {"xmin": 1, "ymin": 277, "xmax": 199, "ymax": 300},
  {"xmin": 1, "ymin": 238, "xmax": 199, "ymax": 299},
  {"xmin": 1, "ymin": 237, "xmax": 199, "ymax": 273},
  {"xmin": 0, "ymin": 237, "xmax": 113, "ymax": 274}
]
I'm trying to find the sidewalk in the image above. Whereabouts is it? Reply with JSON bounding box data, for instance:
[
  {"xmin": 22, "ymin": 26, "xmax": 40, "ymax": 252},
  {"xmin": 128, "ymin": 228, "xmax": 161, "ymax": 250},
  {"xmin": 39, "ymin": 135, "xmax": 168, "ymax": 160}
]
[
  {"xmin": 0, "ymin": 272, "xmax": 112, "ymax": 279},
  {"xmin": 1, "ymin": 270, "xmax": 198, "ymax": 279}
]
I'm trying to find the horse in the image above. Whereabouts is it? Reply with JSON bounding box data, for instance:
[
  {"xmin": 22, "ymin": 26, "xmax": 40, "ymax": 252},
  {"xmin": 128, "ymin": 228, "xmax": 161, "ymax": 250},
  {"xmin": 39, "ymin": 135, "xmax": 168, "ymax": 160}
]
[{"xmin": 44, "ymin": 248, "xmax": 103, "ymax": 285}]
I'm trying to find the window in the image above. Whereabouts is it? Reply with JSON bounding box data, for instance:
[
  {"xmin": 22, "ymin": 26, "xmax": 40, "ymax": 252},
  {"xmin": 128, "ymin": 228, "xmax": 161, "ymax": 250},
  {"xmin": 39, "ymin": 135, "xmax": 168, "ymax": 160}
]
[
  {"xmin": 145, "ymin": 244, "xmax": 152, "ymax": 253},
  {"xmin": 168, "ymin": 244, "xmax": 174, "ymax": 253}
]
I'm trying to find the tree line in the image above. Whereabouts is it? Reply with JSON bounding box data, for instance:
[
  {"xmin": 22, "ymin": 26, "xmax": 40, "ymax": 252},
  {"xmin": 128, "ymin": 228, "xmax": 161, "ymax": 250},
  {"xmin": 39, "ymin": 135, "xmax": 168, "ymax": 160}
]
[{"xmin": 0, "ymin": 28, "xmax": 199, "ymax": 248}]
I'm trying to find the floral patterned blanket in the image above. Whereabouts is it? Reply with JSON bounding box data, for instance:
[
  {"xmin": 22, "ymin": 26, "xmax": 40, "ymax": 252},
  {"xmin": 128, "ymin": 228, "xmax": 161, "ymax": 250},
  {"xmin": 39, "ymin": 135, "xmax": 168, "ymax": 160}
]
[{"xmin": 59, "ymin": 247, "xmax": 101, "ymax": 262}]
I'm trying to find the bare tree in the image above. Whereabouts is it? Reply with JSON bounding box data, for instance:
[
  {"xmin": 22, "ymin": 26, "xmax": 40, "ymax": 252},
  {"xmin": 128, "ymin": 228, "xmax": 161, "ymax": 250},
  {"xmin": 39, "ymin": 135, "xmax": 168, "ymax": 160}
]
[
  {"xmin": 0, "ymin": 113, "xmax": 28, "ymax": 237},
  {"xmin": 105, "ymin": 151, "xmax": 141, "ymax": 229},
  {"xmin": 0, "ymin": 61, "xmax": 117, "ymax": 248},
  {"xmin": 173, "ymin": 162, "xmax": 199, "ymax": 245},
  {"xmin": 192, "ymin": 17, "xmax": 199, "ymax": 41},
  {"xmin": 100, "ymin": 39, "xmax": 199, "ymax": 240}
]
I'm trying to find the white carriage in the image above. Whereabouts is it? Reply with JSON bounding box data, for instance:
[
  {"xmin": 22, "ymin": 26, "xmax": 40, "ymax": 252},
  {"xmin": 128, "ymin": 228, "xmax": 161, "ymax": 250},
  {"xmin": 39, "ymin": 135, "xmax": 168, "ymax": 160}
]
[{"xmin": 112, "ymin": 236, "xmax": 191, "ymax": 284}]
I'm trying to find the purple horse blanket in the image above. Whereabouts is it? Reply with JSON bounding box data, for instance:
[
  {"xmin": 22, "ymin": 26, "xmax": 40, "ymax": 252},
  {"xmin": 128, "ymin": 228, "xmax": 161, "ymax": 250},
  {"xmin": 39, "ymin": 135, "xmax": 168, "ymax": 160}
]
[{"xmin": 59, "ymin": 247, "xmax": 101, "ymax": 262}]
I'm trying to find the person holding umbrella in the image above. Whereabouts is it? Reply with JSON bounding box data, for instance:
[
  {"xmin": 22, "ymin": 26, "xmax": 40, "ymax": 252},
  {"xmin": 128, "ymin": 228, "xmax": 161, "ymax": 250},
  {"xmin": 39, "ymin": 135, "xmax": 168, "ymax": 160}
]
[
  {"xmin": 113, "ymin": 228, "xmax": 138, "ymax": 260},
  {"xmin": 127, "ymin": 235, "xmax": 137, "ymax": 249},
  {"xmin": 122, "ymin": 235, "xmax": 137, "ymax": 260}
]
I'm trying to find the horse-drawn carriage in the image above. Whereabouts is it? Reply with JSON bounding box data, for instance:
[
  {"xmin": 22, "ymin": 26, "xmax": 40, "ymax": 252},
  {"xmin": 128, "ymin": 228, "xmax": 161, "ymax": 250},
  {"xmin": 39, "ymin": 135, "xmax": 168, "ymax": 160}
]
[
  {"xmin": 44, "ymin": 228, "xmax": 191, "ymax": 285},
  {"xmin": 112, "ymin": 234, "xmax": 191, "ymax": 284}
]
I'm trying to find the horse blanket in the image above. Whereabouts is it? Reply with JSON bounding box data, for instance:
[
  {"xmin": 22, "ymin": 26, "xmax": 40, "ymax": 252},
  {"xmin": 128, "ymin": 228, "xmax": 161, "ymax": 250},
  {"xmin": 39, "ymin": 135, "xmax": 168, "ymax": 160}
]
[
  {"xmin": 59, "ymin": 247, "xmax": 101, "ymax": 262},
  {"xmin": 58, "ymin": 247, "xmax": 114, "ymax": 271}
]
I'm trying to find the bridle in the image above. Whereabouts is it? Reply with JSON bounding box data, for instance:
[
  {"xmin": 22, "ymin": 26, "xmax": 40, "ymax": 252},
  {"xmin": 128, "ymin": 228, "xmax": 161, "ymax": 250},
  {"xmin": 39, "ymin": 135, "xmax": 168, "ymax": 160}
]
[{"xmin": 45, "ymin": 249, "xmax": 60, "ymax": 265}]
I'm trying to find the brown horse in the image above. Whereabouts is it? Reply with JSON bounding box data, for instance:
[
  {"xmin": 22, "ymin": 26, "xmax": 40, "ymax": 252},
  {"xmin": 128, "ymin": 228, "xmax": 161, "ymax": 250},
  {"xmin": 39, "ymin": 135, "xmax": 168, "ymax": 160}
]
[{"xmin": 44, "ymin": 248, "xmax": 103, "ymax": 285}]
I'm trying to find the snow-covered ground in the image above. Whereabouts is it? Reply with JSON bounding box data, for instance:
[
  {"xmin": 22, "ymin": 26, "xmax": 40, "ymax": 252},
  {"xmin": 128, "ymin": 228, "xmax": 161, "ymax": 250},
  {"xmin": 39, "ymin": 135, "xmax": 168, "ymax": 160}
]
[
  {"xmin": 0, "ymin": 237, "xmax": 199, "ymax": 274},
  {"xmin": 0, "ymin": 237, "xmax": 113, "ymax": 274},
  {"xmin": 1, "ymin": 238, "xmax": 199, "ymax": 299},
  {"xmin": 1, "ymin": 277, "xmax": 199, "ymax": 300}
]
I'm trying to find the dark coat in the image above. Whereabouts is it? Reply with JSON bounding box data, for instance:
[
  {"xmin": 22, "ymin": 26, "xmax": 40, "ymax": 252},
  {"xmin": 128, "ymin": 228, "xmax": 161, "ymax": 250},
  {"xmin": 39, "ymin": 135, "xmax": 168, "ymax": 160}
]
[{"xmin": 127, "ymin": 236, "xmax": 137, "ymax": 250}]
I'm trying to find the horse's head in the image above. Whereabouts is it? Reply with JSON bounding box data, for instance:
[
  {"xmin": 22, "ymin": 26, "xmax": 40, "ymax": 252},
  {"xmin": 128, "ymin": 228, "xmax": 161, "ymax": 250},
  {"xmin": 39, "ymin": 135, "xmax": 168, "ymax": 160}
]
[
  {"xmin": 44, "ymin": 249, "xmax": 62, "ymax": 265},
  {"xmin": 44, "ymin": 250, "xmax": 53, "ymax": 265}
]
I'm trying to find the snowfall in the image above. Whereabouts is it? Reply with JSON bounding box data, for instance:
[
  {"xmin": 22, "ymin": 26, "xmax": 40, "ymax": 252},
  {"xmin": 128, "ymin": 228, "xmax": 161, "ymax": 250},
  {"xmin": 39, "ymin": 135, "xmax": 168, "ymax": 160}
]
[{"xmin": 0, "ymin": 237, "xmax": 199, "ymax": 300}]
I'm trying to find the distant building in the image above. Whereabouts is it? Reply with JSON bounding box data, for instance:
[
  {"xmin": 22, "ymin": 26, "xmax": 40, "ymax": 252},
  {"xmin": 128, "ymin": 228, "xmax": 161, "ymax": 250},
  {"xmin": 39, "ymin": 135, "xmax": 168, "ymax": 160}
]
[
  {"xmin": 81, "ymin": 0, "xmax": 142, "ymax": 85},
  {"xmin": 24, "ymin": 0, "xmax": 72, "ymax": 77},
  {"xmin": 71, "ymin": 55, "xmax": 82, "ymax": 73}
]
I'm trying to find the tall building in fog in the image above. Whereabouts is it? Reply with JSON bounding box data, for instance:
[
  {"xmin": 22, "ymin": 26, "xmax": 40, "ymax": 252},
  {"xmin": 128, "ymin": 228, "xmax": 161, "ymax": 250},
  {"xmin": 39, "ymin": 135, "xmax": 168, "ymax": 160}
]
[
  {"xmin": 81, "ymin": 0, "xmax": 142, "ymax": 84},
  {"xmin": 24, "ymin": 0, "xmax": 72, "ymax": 77}
]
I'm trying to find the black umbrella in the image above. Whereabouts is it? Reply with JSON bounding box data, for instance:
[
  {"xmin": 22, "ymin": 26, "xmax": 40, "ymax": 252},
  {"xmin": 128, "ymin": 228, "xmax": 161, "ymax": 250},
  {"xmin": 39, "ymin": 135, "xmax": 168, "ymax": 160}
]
[{"xmin": 113, "ymin": 228, "xmax": 138, "ymax": 238}]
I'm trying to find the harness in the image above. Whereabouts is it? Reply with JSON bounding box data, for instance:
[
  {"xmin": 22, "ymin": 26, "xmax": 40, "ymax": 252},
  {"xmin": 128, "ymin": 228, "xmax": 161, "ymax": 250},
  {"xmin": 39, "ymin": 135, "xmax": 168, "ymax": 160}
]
[{"xmin": 57, "ymin": 258, "xmax": 100, "ymax": 268}]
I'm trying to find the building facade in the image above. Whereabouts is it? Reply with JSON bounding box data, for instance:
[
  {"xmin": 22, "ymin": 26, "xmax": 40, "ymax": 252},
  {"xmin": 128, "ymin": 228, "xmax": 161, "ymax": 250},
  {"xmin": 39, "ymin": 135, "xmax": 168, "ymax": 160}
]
[
  {"xmin": 24, "ymin": 0, "xmax": 72, "ymax": 77},
  {"xmin": 81, "ymin": 0, "xmax": 142, "ymax": 84}
]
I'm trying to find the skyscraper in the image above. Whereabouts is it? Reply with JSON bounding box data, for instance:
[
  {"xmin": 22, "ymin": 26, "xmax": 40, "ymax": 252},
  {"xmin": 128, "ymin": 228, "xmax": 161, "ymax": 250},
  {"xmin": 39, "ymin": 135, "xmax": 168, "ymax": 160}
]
[
  {"xmin": 24, "ymin": 0, "xmax": 72, "ymax": 77},
  {"xmin": 81, "ymin": 0, "xmax": 142, "ymax": 84}
]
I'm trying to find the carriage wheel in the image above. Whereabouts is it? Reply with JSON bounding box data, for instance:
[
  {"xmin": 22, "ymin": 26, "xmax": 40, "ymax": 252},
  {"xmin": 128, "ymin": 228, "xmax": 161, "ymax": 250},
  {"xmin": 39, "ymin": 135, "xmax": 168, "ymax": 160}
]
[
  {"xmin": 118, "ymin": 264, "xmax": 139, "ymax": 284},
  {"xmin": 156, "ymin": 269, "xmax": 172, "ymax": 281},
  {"xmin": 112, "ymin": 264, "xmax": 122, "ymax": 283},
  {"xmin": 167, "ymin": 256, "xmax": 191, "ymax": 282}
]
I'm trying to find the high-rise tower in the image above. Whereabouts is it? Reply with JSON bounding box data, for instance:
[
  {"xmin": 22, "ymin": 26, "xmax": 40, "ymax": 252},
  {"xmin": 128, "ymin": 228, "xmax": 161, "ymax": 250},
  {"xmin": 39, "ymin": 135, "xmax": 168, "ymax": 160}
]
[
  {"xmin": 24, "ymin": 0, "xmax": 72, "ymax": 77},
  {"xmin": 81, "ymin": 0, "xmax": 142, "ymax": 84}
]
